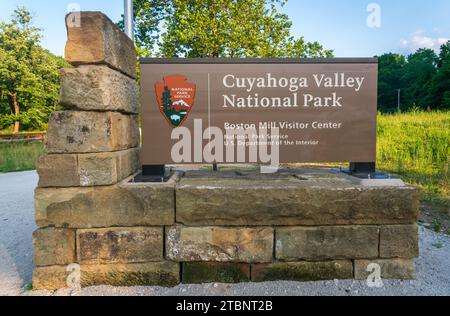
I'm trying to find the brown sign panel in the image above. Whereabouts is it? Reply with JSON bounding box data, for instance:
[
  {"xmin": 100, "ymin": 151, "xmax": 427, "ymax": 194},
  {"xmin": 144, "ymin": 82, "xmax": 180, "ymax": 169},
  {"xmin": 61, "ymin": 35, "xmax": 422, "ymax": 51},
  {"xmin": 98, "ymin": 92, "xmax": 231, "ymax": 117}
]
[{"xmin": 140, "ymin": 58, "xmax": 378, "ymax": 165}]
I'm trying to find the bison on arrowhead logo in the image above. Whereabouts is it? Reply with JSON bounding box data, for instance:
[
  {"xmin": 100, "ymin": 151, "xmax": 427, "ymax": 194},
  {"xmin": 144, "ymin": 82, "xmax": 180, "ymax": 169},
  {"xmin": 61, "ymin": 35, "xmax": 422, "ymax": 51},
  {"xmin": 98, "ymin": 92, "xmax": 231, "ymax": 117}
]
[{"xmin": 155, "ymin": 75, "xmax": 196, "ymax": 128}]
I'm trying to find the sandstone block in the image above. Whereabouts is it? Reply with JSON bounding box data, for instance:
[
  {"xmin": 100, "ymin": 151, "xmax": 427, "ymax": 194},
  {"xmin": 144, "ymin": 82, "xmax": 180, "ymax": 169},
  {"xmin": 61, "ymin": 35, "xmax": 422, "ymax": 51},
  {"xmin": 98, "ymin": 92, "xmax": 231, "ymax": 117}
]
[
  {"xmin": 176, "ymin": 177, "xmax": 419, "ymax": 226},
  {"xmin": 37, "ymin": 154, "xmax": 79, "ymax": 187},
  {"xmin": 78, "ymin": 147, "xmax": 140, "ymax": 186},
  {"xmin": 80, "ymin": 262, "xmax": 180, "ymax": 287},
  {"xmin": 78, "ymin": 152, "xmax": 119, "ymax": 186},
  {"xmin": 35, "ymin": 182, "xmax": 175, "ymax": 228},
  {"xmin": 276, "ymin": 226, "xmax": 379, "ymax": 260},
  {"xmin": 380, "ymin": 225, "xmax": 419, "ymax": 258},
  {"xmin": 37, "ymin": 148, "xmax": 140, "ymax": 187},
  {"xmin": 77, "ymin": 227, "xmax": 163, "ymax": 264},
  {"xmin": 60, "ymin": 65, "xmax": 139, "ymax": 113},
  {"xmin": 32, "ymin": 266, "xmax": 70, "ymax": 290},
  {"xmin": 354, "ymin": 259, "xmax": 416, "ymax": 280},
  {"xmin": 182, "ymin": 262, "xmax": 250, "ymax": 284},
  {"xmin": 32, "ymin": 261, "xmax": 180, "ymax": 290},
  {"xmin": 65, "ymin": 12, "xmax": 136, "ymax": 78},
  {"xmin": 117, "ymin": 147, "xmax": 141, "ymax": 179},
  {"xmin": 167, "ymin": 226, "xmax": 273, "ymax": 263},
  {"xmin": 33, "ymin": 228, "xmax": 76, "ymax": 266},
  {"xmin": 251, "ymin": 261, "xmax": 353, "ymax": 282},
  {"xmin": 45, "ymin": 111, "xmax": 139, "ymax": 154}
]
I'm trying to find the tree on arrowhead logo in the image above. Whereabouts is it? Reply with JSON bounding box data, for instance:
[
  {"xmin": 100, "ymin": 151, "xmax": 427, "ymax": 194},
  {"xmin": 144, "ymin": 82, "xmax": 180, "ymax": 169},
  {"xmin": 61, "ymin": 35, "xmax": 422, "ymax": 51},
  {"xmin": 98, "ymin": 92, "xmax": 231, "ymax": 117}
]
[{"xmin": 155, "ymin": 75, "xmax": 196, "ymax": 128}]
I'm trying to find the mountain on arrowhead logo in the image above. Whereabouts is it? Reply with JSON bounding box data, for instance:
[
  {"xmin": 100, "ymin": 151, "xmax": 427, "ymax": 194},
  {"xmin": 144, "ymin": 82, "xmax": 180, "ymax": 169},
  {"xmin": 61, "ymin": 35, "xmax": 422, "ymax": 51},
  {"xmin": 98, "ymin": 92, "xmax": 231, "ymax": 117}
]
[{"xmin": 155, "ymin": 75, "xmax": 196, "ymax": 128}]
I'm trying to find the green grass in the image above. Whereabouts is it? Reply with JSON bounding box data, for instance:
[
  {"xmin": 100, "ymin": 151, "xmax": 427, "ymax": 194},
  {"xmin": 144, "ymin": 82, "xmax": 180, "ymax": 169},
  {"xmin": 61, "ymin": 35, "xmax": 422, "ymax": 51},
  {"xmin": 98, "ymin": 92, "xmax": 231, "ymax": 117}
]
[
  {"xmin": 0, "ymin": 130, "xmax": 45, "ymax": 135},
  {"xmin": 0, "ymin": 141, "xmax": 44, "ymax": 173},
  {"xmin": 22, "ymin": 283, "xmax": 33, "ymax": 292},
  {"xmin": 376, "ymin": 111, "xmax": 449, "ymax": 234},
  {"xmin": 377, "ymin": 111, "xmax": 449, "ymax": 203}
]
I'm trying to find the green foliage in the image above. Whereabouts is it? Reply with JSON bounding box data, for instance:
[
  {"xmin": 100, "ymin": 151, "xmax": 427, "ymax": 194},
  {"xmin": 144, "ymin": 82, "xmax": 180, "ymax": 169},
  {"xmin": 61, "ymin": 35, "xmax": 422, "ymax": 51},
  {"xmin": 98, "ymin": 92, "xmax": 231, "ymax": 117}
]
[
  {"xmin": 23, "ymin": 283, "xmax": 33, "ymax": 291},
  {"xmin": 377, "ymin": 53, "xmax": 406, "ymax": 111},
  {"xmin": 0, "ymin": 7, "xmax": 69, "ymax": 132},
  {"xmin": 429, "ymin": 43, "xmax": 450, "ymax": 110},
  {"xmin": 118, "ymin": 0, "xmax": 168, "ymax": 57},
  {"xmin": 119, "ymin": 0, "xmax": 332, "ymax": 58},
  {"xmin": 377, "ymin": 42, "xmax": 450, "ymax": 112},
  {"xmin": 432, "ymin": 220, "xmax": 443, "ymax": 233},
  {"xmin": 403, "ymin": 49, "xmax": 438, "ymax": 108}
]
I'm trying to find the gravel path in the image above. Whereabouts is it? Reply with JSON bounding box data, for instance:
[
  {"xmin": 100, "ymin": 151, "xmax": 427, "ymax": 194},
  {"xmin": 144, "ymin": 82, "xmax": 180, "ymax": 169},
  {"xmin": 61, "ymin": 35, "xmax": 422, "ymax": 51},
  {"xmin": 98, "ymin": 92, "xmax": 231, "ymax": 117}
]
[
  {"xmin": 0, "ymin": 171, "xmax": 449, "ymax": 296},
  {"xmin": 0, "ymin": 171, "xmax": 37, "ymax": 296}
]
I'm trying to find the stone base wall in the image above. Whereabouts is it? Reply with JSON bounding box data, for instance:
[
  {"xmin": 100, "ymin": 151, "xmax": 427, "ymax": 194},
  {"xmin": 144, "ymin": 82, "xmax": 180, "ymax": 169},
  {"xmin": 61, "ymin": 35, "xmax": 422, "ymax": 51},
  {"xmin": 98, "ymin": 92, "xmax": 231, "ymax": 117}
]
[
  {"xmin": 33, "ymin": 169, "xmax": 419, "ymax": 290},
  {"xmin": 32, "ymin": 12, "xmax": 420, "ymax": 290}
]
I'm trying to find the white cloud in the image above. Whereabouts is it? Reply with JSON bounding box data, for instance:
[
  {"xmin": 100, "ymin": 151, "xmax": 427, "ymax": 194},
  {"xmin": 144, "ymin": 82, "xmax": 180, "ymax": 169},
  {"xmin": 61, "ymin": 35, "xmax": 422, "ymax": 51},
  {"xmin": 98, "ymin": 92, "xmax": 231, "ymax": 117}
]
[{"xmin": 401, "ymin": 32, "xmax": 449, "ymax": 53}]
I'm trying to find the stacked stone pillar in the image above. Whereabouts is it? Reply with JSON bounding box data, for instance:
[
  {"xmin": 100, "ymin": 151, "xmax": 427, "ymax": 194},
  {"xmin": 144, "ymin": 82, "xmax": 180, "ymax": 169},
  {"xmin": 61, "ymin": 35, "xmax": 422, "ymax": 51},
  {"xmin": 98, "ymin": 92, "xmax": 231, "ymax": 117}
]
[{"xmin": 32, "ymin": 12, "xmax": 157, "ymax": 290}]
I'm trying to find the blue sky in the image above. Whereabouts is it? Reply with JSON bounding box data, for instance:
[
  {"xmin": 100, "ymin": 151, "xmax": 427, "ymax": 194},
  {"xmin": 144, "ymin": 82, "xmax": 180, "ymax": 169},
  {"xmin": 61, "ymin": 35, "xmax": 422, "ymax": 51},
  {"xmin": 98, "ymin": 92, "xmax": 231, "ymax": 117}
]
[{"xmin": 0, "ymin": 0, "xmax": 449, "ymax": 57}]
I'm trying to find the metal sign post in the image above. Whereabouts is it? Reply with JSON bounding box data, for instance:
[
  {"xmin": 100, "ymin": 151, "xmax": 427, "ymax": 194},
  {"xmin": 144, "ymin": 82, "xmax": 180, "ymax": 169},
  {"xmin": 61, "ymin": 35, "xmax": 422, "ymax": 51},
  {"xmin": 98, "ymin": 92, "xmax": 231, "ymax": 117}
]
[{"xmin": 124, "ymin": 0, "xmax": 134, "ymax": 39}]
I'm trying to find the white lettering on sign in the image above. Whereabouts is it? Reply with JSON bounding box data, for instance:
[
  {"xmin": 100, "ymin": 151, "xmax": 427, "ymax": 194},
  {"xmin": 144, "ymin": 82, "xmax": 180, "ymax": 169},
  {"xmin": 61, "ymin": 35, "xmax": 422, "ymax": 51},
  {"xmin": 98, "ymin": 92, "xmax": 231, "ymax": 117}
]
[
  {"xmin": 222, "ymin": 73, "xmax": 308, "ymax": 92},
  {"xmin": 222, "ymin": 72, "xmax": 366, "ymax": 109},
  {"xmin": 171, "ymin": 119, "xmax": 280, "ymax": 172}
]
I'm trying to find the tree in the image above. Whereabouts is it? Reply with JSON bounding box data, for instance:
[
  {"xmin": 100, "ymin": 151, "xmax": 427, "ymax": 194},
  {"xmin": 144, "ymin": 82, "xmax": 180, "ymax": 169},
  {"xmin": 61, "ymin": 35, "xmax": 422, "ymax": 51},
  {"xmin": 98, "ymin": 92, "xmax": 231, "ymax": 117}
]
[
  {"xmin": 402, "ymin": 49, "xmax": 438, "ymax": 109},
  {"xmin": 117, "ymin": 0, "xmax": 169, "ymax": 57},
  {"xmin": 377, "ymin": 43, "xmax": 450, "ymax": 112},
  {"xmin": 161, "ymin": 86, "xmax": 172, "ymax": 109},
  {"xmin": 120, "ymin": 0, "xmax": 332, "ymax": 58},
  {"xmin": 0, "ymin": 7, "xmax": 68, "ymax": 132},
  {"xmin": 429, "ymin": 41, "xmax": 450, "ymax": 109},
  {"xmin": 377, "ymin": 53, "xmax": 406, "ymax": 112}
]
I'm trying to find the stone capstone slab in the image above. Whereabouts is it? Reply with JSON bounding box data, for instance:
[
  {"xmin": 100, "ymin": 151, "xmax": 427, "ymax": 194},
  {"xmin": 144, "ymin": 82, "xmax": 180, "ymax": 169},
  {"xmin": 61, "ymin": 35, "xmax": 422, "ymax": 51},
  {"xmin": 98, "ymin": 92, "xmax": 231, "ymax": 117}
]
[
  {"xmin": 65, "ymin": 12, "xmax": 136, "ymax": 79},
  {"xmin": 46, "ymin": 111, "xmax": 139, "ymax": 154},
  {"xmin": 166, "ymin": 226, "xmax": 273, "ymax": 263},
  {"xmin": 175, "ymin": 174, "xmax": 419, "ymax": 226},
  {"xmin": 276, "ymin": 226, "xmax": 379, "ymax": 260},
  {"xmin": 35, "ymin": 181, "xmax": 175, "ymax": 228},
  {"xmin": 60, "ymin": 65, "xmax": 139, "ymax": 113},
  {"xmin": 380, "ymin": 225, "xmax": 419, "ymax": 258},
  {"xmin": 33, "ymin": 228, "xmax": 76, "ymax": 266},
  {"xmin": 182, "ymin": 262, "xmax": 250, "ymax": 284},
  {"xmin": 354, "ymin": 259, "xmax": 416, "ymax": 280},
  {"xmin": 37, "ymin": 147, "xmax": 140, "ymax": 187},
  {"xmin": 251, "ymin": 261, "xmax": 353, "ymax": 282},
  {"xmin": 77, "ymin": 227, "xmax": 163, "ymax": 264}
]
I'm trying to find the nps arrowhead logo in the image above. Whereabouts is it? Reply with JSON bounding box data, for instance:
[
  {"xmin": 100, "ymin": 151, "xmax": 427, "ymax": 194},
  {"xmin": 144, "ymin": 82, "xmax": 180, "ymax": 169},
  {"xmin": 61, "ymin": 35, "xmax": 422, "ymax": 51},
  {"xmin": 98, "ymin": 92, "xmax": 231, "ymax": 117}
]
[{"xmin": 155, "ymin": 75, "xmax": 196, "ymax": 128}]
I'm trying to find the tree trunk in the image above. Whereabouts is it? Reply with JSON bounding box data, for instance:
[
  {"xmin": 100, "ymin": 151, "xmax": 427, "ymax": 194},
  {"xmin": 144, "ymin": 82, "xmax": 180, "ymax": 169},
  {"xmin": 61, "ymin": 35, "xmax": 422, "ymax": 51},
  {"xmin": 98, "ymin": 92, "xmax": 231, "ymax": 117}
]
[{"xmin": 11, "ymin": 93, "xmax": 20, "ymax": 133}]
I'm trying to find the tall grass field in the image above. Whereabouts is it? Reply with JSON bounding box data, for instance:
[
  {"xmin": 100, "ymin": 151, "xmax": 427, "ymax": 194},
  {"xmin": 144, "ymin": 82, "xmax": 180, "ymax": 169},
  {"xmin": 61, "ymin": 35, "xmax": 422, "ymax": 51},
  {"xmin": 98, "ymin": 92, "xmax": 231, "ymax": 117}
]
[
  {"xmin": 0, "ymin": 141, "xmax": 44, "ymax": 173},
  {"xmin": 377, "ymin": 111, "xmax": 449, "ymax": 202}
]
